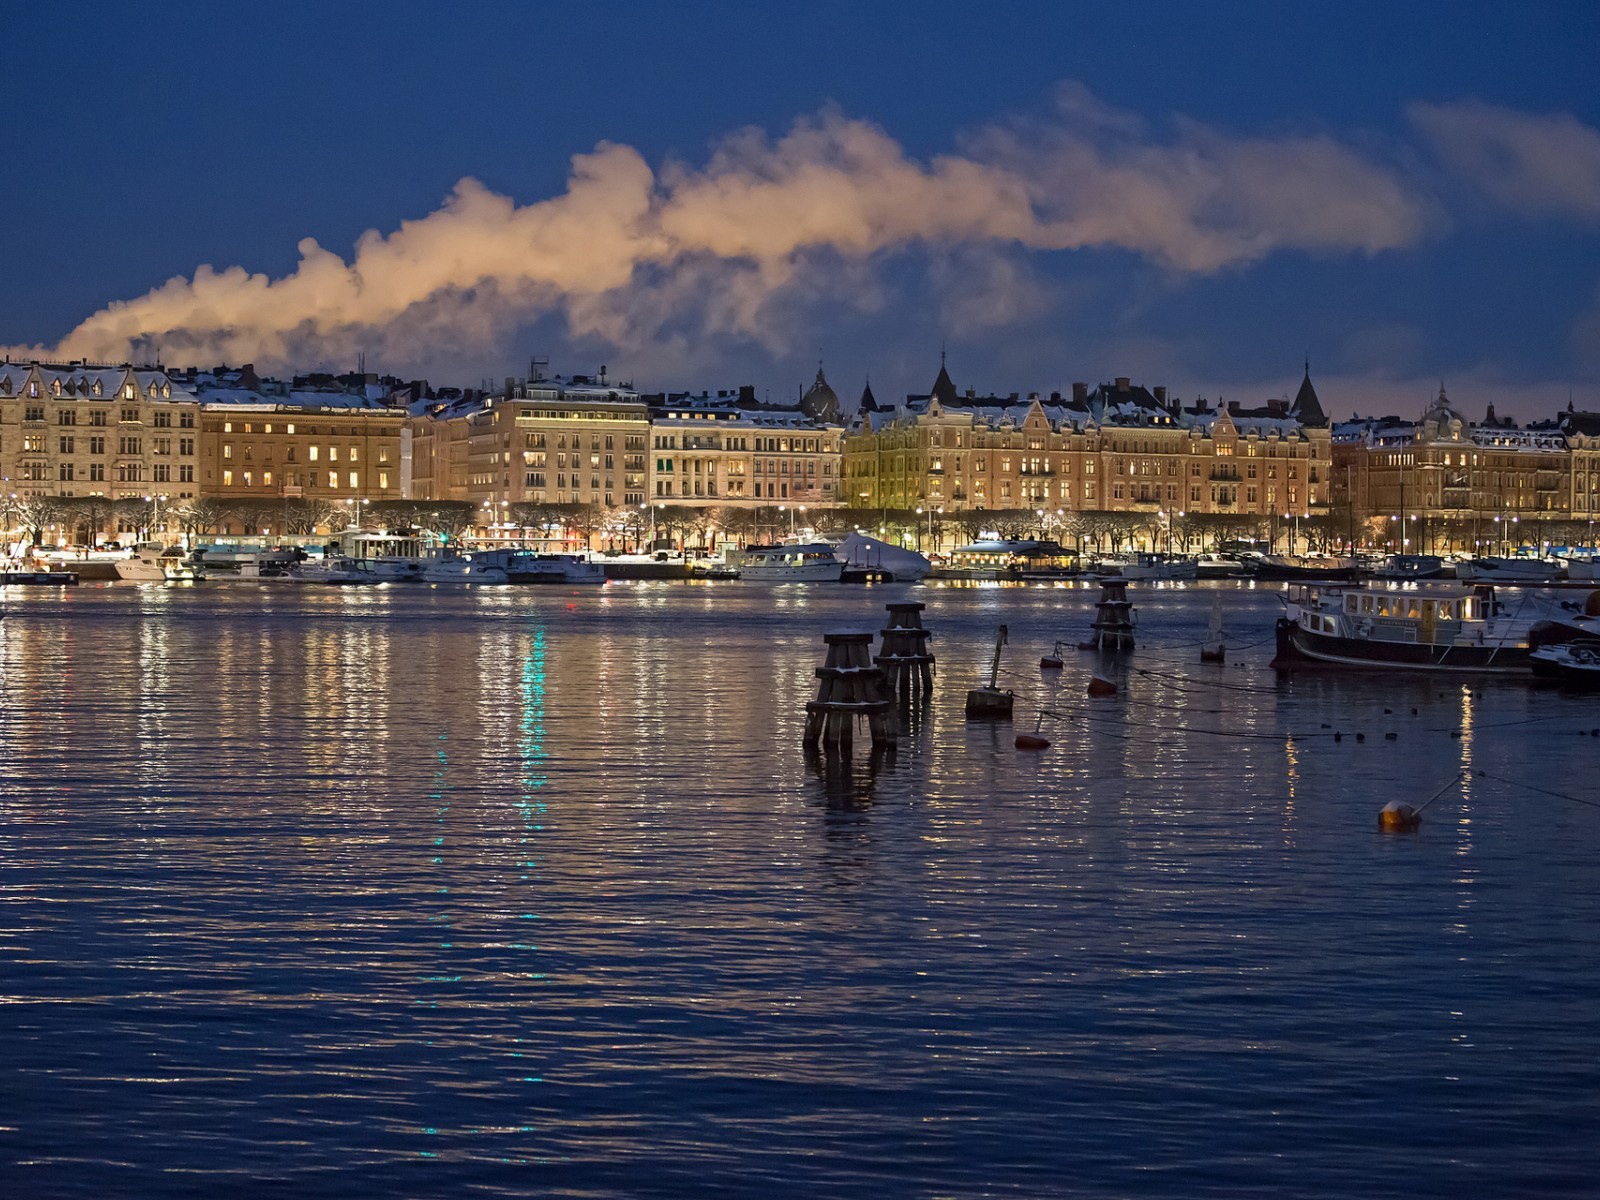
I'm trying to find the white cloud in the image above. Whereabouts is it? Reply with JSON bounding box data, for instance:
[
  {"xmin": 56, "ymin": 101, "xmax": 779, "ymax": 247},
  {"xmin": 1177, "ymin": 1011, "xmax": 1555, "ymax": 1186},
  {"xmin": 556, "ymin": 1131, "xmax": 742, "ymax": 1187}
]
[
  {"xmin": 1409, "ymin": 99, "xmax": 1600, "ymax": 220},
  {"xmin": 7, "ymin": 87, "xmax": 1431, "ymax": 373}
]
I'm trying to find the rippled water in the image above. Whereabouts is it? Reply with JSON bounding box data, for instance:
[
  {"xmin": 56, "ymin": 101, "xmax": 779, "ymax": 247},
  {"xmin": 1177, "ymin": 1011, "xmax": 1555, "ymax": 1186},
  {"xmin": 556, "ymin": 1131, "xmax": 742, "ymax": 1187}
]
[{"xmin": 3, "ymin": 578, "xmax": 1599, "ymax": 1197}]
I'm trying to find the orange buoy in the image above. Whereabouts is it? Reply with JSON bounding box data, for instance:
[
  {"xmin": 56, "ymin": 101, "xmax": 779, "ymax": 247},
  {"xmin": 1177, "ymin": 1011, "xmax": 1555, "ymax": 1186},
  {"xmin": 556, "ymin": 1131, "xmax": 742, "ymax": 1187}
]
[
  {"xmin": 1378, "ymin": 801, "xmax": 1421, "ymax": 832},
  {"xmin": 1087, "ymin": 675, "xmax": 1118, "ymax": 697},
  {"xmin": 1015, "ymin": 733, "xmax": 1051, "ymax": 750}
]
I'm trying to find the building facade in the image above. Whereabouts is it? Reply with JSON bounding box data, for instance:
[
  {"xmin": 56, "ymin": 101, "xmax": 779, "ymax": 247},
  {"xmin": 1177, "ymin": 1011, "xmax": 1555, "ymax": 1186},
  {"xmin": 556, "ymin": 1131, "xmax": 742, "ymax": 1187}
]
[
  {"xmin": 843, "ymin": 363, "xmax": 1333, "ymax": 529},
  {"xmin": 0, "ymin": 362, "xmax": 201, "ymax": 504}
]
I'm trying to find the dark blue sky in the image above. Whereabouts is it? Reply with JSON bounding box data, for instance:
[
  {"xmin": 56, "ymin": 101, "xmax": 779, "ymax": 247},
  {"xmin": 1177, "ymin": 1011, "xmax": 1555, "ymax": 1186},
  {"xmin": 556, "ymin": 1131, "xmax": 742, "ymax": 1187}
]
[{"xmin": 9, "ymin": 1, "xmax": 1600, "ymax": 417}]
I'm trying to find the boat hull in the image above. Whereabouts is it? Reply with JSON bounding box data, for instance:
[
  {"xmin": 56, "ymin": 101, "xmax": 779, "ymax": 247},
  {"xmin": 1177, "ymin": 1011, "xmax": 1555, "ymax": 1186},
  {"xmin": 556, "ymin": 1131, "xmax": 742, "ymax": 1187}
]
[{"xmin": 1271, "ymin": 617, "xmax": 1531, "ymax": 673}]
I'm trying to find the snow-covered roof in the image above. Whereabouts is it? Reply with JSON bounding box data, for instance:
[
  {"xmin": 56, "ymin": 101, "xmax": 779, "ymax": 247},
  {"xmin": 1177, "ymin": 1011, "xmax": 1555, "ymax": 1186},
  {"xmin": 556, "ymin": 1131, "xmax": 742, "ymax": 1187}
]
[{"xmin": 0, "ymin": 360, "xmax": 194, "ymax": 403}]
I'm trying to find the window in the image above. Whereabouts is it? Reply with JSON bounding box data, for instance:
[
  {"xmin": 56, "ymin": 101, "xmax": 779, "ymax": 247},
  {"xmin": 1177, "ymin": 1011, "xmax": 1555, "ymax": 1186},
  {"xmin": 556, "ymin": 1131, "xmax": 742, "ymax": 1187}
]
[
  {"xmin": 179, "ymin": 437, "xmax": 194, "ymax": 455},
  {"xmin": 179, "ymin": 465, "xmax": 194, "ymax": 483},
  {"xmin": 309, "ymin": 446, "xmax": 319, "ymax": 462},
  {"xmin": 24, "ymin": 405, "xmax": 44, "ymax": 422},
  {"xmin": 22, "ymin": 434, "xmax": 44, "ymax": 453},
  {"xmin": 154, "ymin": 411, "xmax": 171, "ymax": 428},
  {"xmin": 262, "ymin": 471, "xmax": 273, "ymax": 486},
  {"xmin": 119, "ymin": 436, "xmax": 141, "ymax": 455},
  {"xmin": 328, "ymin": 471, "xmax": 338, "ymax": 488},
  {"xmin": 153, "ymin": 464, "xmax": 171, "ymax": 483},
  {"xmin": 90, "ymin": 410, "xmax": 108, "ymax": 427},
  {"xmin": 121, "ymin": 408, "xmax": 139, "ymax": 422},
  {"xmin": 348, "ymin": 472, "xmax": 359, "ymax": 489},
  {"xmin": 223, "ymin": 444, "xmax": 233, "ymax": 459},
  {"xmin": 58, "ymin": 463, "xmax": 74, "ymax": 481},
  {"xmin": 57, "ymin": 410, "xmax": 76, "ymax": 426},
  {"xmin": 223, "ymin": 470, "xmax": 234, "ymax": 486},
  {"xmin": 89, "ymin": 435, "xmax": 106, "ymax": 455},
  {"xmin": 90, "ymin": 463, "xmax": 106, "ymax": 482},
  {"xmin": 180, "ymin": 412, "xmax": 195, "ymax": 429},
  {"xmin": 58, "ymin": 435, "xmax": 74, "ymax": 454}
]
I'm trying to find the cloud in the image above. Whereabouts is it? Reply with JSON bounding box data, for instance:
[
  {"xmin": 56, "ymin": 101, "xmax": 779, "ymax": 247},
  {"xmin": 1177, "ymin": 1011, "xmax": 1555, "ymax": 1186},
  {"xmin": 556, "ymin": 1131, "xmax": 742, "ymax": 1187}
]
[
  {"xmin": 8, "ymin": 86, "xmax": 1430, "ymax": 373},
  {"xmin": 1409, "ymin": 100, "xmax": 1600, "ymax": 220}
]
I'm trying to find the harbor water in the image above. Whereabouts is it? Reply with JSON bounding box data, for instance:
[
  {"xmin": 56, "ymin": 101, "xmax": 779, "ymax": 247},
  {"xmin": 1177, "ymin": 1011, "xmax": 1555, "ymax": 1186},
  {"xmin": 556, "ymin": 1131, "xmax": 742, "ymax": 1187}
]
[{"xmin": 2, "ymin": 580, "xmax": 1598, "ymax": 1197}]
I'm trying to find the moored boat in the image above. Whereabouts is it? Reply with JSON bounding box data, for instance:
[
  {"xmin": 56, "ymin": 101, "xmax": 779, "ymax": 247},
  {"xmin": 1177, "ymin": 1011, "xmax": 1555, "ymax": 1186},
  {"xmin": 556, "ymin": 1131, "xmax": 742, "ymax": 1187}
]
[
  {"xmin": 1369, "ymin": 553, "xmax": 1447, "ymax": 581},
  {"xmin": 1249, "ymin": 553, "xmax": 1361, "ymax": 582},
  {"xmin": 1453, "ymin": 555, "xmax": 1561, "ymax": 584},
  {"xmin": 1096, "ymin": 552, "xmax": 1197, "ymax": 581},
  {"xmin": 1529, "ymin": 640, "xmax": 1600, "ymax": 689},
  {"xmin": 1272, "ymin": 581, "xmax": 1598, "ymax": 673},
  {"xmin": 738, "ymin": 543, "xmax": 845, "ymax": 582},
  {"xmin": 834, "ymin": 532, "xmax": 932, "ymax": 582},
  {"xmin": 115, "ymin": 544, "xmax": 200, "ymax": 583},
  {"xmin": 288, "ymin": 556, "xmax": 379, "ymax": 585},
  {"xmin": 422, "ymin": 552, "xmax": 509, "ymax": 584}
]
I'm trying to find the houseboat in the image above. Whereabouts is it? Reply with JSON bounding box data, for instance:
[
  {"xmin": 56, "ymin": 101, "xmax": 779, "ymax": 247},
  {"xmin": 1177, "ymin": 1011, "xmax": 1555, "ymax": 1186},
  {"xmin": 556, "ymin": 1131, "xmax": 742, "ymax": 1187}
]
[{"xmin": 738, "ymin": 543, "xmax": 845, "ymax": 582}]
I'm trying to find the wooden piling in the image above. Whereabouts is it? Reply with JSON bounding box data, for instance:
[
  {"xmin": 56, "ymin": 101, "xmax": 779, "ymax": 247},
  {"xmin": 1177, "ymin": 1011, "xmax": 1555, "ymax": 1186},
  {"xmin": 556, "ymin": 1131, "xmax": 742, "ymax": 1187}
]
[{"xmin": 804, "ymin": 631, "xmax": 897, "ymax": 752}]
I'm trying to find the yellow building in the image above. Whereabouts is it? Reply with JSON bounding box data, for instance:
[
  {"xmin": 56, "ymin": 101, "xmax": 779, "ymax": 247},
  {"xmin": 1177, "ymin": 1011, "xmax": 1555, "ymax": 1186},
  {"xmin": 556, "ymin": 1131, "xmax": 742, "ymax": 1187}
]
[
  {"xmin": 0, "ymin": 361, "xmax": 201, "ymax": 505},
  {"xmin": 1332, "ymin": 387, "xmax": 1589, "ymax": 552},
  {"xmin": 844, "ymin": 364, "xmax": 1332, "ymax": 527}
]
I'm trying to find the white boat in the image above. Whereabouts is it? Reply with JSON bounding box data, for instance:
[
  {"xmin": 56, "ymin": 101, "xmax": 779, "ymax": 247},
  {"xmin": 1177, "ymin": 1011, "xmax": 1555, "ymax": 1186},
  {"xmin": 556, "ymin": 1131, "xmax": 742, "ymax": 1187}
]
[
  {"xmin": 1454, "ymin": 556, "xmax": 1561, "ymax": 584},
  {"xmin": 738, "ymin": 543, "xmax": 845, "ymax": 582},
  {"xmin": 1369, "ymin": 554, "xmax": 1447, "ymax": 581},
  {"xmin": 479, "ymin": 550, "xmax": 605, "ymax": 584},
  {"xmin": 115, "ymin": 544, "xmax": 200, "ymax": 582},
  {"xmin": 289, "ymin": 556, "xmax": 379, "ymax": 584},
  {"xmin": 422, "ymin": 552, "xmax": 510, "ymax": 584},
  {"xmin": 1096, "ymin": 552, "xmax": 1197, "ymax": 581},
  {"xmin": 1272, "ymin": 581, "xmax": 1594, "ymax": 673},
  {"xmin": 336, "ymin": 530, "xmax": 429, "ymax": 581},
  {"xmin": 1530, "ymin": 640, "xmax": 1600, "ymax": 688},
  {"xmin": 1563, "ymin": 556, "xmax": 1600, "ymax": 582},
  {"xmin": 1195, "ymin": 554, "xmax": 1243, "ymax": 579},
  {"xmin": 835, "ymin": 532, "xmax": 932, "ymax": 582}
]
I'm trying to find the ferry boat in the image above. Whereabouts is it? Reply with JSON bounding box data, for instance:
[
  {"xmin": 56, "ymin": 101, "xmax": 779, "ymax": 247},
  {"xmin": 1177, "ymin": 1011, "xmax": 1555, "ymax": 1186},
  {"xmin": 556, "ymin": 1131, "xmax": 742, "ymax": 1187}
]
[
  {"xmin": 738, "ymin": 543, "xmax": 845, "ymax": 582},
  {"xmin": 1272, "ymin": 581, "xmax": 1596, "ymax": 673},
  {"xmin": 1095, "ymin": 552, "xmax": 1197, "ymax": 581},
  {"xmin": 1453, "ymin": 555, "xmax": 1561, "ymax": 584},
  {"xmin": 115, "ymin": 544, "xmax": 200, "ymax": 583}
]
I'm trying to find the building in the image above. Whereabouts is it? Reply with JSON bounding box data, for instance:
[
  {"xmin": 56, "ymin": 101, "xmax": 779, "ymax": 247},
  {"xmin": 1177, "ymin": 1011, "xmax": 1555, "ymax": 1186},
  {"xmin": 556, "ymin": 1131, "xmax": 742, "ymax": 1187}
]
[
  {"xmin": 189, "ymin": 371, "xmax": 407, "ymax": 526},
  {"xmin": 843, "ymin": 360, "xmax": 1332, "ymax": 540},
  {"xmin": 0, "ymin": 362, "xmax": 201, "ymax": 542},
  {"xmin": 1332, "ymin": 386, "xmax": 1581, "ymax": 552},
  {"xmin": 645, "ymin": 377, "xmax": 844, "ymax": 508}
]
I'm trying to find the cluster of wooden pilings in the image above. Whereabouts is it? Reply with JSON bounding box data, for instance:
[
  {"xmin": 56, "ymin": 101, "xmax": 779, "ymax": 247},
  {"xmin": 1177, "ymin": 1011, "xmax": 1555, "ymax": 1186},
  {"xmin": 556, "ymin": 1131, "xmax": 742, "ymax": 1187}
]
[
  {"xmin": 803, "ymin": 603, "xmax": 937, "ymax": 754},
  {"xmin": 1081, "ymin": 576, "xmax": 1136, "ymax": 651}
]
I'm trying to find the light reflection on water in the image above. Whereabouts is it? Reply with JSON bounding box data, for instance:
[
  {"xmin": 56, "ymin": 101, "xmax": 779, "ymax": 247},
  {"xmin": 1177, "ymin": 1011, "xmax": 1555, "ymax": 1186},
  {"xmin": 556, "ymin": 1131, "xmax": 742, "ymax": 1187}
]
[{"xmin": 2, "ymin": 580, "xmax": 1599, "ymax": 1197}]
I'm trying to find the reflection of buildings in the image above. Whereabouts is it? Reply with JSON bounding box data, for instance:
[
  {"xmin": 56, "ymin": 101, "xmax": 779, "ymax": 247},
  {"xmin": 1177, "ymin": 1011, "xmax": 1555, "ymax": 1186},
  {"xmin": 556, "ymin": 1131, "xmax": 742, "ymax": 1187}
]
[{"xmin": 1332, "ymin": 386, "xmax": 1598, "ymax": 551}]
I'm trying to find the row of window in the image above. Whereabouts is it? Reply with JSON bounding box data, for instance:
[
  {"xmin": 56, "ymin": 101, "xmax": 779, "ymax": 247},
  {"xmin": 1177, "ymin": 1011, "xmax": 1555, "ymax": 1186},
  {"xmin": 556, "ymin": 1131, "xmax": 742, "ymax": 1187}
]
[{"xmin": 49, "ymin": 463, "xmax": 194, "ymax": 483}]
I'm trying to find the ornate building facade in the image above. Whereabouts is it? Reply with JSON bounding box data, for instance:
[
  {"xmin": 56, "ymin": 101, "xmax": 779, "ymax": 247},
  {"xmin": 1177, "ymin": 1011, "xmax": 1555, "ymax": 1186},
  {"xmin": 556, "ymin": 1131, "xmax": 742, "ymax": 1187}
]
[
  {"xmin": 0, "ymin": 361, "xmax": 201, "ymax": 503},
  {"xmin": 843, "ymin": 362, "xmax": 1333, "ymax": 528}
]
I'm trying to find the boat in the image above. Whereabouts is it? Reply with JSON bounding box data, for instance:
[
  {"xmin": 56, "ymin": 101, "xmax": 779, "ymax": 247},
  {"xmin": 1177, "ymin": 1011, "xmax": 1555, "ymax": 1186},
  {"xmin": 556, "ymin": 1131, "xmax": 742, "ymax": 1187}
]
[
  {"xmin": 510, "ymin": 552, "xmax": 605, "ymax": 585},
  {"xmin": 1529, "ymin": 640, "xmax": 1600, "ymax": 689},
  {"xmin": 336, "ymin": 530, "xmax": 429, "ymax": 581},
  {"xmin": 1248, "ymin": 553, "xmax": 1361, "ymax": 582},
  {"xmin": 738, "ymin": 543, "xmax": 845, "ymax": 582},
  {"xmin": 1095, "ymin": 552, "xmax": 1197, "ymax": 581},
  {"xmin": 835, "ymin": 532, "xmax": 932, "ymax": 582},
  {"xmin": 688, "ymin": 558, "xmax": 741, "ymax": 580},
  {"xmin": 288, "ymin": 556, "xmax": 380, "ymax": 585},
  {"xmin": 1, "ymin": 566, "xmax": 79, "ymax": 586},
  {"xmin": 115, "ymin": 544, "xmax": 200, "ymax": 583},
  {"xmin": 1369, "ymin": 553, "xmax": 1447, "ymax": 582},
  {"xmin": 1195, "ymin": 554, "xmax": 1243, "ymax": 579},
  {"xmin": 189, "ymin": 545, "xmax": 297, "ymax": 580},
  {"xmin": 1562, "ymin": 556, "xmax": 1600, "ymax": 583},
  {"xmin": 1453, "ymin": 555, "xmax": 1561, "ymax": 584},
  {"xmin": 422, "ymin": 552, "xmax": 509, "ymax": 584},
  {"xmin": 1272, "ymin": 581, "xmax": 1599, "ymax": 673}
]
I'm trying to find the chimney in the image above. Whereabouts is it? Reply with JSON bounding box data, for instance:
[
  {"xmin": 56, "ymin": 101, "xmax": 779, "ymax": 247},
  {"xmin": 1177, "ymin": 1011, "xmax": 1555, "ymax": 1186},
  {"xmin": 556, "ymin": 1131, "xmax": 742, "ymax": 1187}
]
[
  {"xmin": 1115, "ymin": 376, "xmax": 1130, "ymax": 392},
  {"xmin": 1154, "ymin": 386, "xmax": 1166, "ymax": 404},
  {"xmin": 504, "ymin": 376, "xmax": 515, "ymax": 400},
  {"xmin": 1072, "ymin": 382, "xmax": 1088, "ymax": 402}
]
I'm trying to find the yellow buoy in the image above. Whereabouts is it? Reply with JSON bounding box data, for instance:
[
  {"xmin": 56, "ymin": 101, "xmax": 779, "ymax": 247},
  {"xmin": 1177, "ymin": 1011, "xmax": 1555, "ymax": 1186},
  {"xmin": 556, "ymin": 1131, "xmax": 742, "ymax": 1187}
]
[{"xmin": 1378, "ymin": 801, "xmax": 1421, "ymax": 832}]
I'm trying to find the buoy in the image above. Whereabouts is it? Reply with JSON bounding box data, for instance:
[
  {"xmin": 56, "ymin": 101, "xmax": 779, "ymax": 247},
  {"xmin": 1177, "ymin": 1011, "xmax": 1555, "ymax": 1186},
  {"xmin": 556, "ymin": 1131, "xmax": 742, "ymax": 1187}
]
[
  {"xmin": 1334, "ymin": 732, "xmax": 1342, "ymax": 742},
  {"xmin": 1087, "ymin": 675, "xmax": 1118, "ymax": 697},
  {"xmin": 1040, "ymin": 655, "xmax": 1064, "ymax": 670},
  {"xmin": 1355, "ymin": 732, "xmax": 1365, "ymax": 743},
  {"xmin": 1378, "ymin": 801, "xmax": 1422, "ymax": 832},
  {"xmin": 1015, "ymin": 733, "xmax": 1051, "ymax": 750},
  {"xmin": 1385, "ymin": 732, "xmax": 1397, "ymax": 740}
]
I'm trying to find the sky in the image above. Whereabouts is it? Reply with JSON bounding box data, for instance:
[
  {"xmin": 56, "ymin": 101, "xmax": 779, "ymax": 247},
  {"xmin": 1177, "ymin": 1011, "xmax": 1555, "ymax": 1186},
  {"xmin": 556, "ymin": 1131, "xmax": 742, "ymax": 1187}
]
[{"xmin": 7, "ymin": 1, "xmax": 1600, "ymax": 420}]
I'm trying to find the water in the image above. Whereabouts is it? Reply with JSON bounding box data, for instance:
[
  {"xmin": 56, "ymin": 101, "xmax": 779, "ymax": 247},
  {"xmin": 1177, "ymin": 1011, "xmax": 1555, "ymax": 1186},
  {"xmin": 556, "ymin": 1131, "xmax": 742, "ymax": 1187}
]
[{"xmin": 2, "ymin": 579, "xmax": 1599, "ymax": 1197}]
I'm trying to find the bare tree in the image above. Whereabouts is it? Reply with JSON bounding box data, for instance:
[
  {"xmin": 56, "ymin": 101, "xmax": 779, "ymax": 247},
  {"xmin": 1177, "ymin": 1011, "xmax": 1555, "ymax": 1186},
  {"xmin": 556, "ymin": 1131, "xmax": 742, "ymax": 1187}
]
[{"xmin": 420, "ymin": 502, "xmax": 477, "ymax": 544}]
